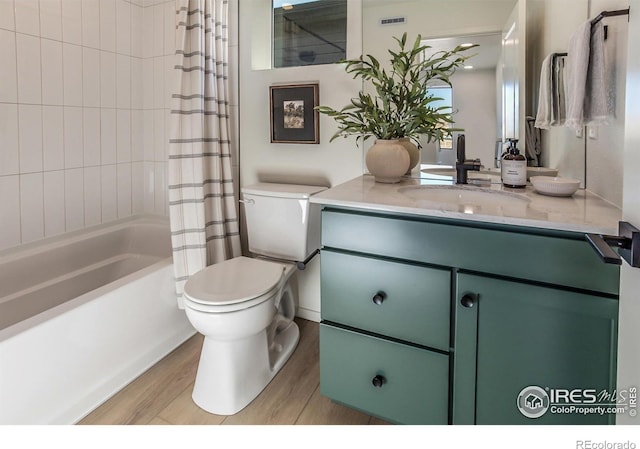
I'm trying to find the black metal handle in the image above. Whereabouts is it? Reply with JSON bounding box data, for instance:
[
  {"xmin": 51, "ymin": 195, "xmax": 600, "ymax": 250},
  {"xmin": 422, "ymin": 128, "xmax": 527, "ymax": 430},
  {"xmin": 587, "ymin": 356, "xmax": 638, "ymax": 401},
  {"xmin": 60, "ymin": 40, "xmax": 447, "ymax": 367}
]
[
  {"xmin": 586, "ymin": 234, "xmax": 623, "ymax": 265},
  {"xmin": 372, "ymin": 292, "xmax": 386, "ymax": 305},
  {"xmin": 461, "ymin": 293, "xmax": 478, "ymax": 308},
  {"xmin": 585, "ymin": 222, "xmax": 640, "ymax": 268},
  {"xmin": 372, "ymin": 375, "xmax": 386, "ymax": 388}
]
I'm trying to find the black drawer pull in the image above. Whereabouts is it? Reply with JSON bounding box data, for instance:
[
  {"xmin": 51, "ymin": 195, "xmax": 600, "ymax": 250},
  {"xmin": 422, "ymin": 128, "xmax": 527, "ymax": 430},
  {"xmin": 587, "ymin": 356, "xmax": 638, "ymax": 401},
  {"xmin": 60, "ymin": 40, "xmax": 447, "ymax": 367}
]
[
  {"xmin": 460, "ymin": 293, "xmax": 478, "ymax": 308},
  {"xmin": 372, "ymin": 292, "xmax": 386, "ymax": 305},
  {"xmin": 372, "ymin": 375, "xmax": 386, "ymax": 388}
]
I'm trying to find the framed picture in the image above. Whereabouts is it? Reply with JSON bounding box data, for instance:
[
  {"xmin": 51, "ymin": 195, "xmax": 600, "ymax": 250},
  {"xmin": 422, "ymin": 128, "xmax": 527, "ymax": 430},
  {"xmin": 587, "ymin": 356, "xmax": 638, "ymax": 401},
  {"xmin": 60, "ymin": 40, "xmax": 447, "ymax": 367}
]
[{"xmin": 270, "ymin": 83, "xmax": 319, "ymax": 144}]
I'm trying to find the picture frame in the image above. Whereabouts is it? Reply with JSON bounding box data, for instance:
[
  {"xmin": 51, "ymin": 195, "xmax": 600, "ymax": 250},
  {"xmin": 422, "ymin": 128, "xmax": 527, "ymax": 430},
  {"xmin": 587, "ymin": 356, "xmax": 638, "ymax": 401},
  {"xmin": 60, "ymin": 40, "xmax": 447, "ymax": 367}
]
[{"xmin": 270, "ymin": 83, "xmax": 319, "ymax": 144}]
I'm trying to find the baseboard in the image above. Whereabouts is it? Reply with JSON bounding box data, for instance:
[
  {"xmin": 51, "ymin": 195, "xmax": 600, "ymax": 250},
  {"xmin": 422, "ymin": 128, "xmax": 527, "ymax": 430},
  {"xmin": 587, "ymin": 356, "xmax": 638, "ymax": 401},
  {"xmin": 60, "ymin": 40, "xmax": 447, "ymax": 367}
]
[{"xmin": 296, "ymin": 307, "xmax": 320, "ymax": 323}]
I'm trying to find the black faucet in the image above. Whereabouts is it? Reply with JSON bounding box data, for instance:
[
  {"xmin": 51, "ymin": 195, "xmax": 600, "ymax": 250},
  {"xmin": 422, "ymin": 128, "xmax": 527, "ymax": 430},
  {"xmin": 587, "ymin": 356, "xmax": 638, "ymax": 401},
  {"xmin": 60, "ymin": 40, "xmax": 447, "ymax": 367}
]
[{"xmin": 455, "ymin": 134, "xmax": 481, "ymax": 184}]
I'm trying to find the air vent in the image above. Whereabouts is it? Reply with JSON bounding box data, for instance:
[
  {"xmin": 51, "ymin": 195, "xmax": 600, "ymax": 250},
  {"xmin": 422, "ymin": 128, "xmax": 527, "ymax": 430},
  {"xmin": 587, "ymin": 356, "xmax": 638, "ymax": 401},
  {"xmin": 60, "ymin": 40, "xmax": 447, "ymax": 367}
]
[{"xmin": 380, "ymin": 16, "xmax": 406, "ymax": 26}]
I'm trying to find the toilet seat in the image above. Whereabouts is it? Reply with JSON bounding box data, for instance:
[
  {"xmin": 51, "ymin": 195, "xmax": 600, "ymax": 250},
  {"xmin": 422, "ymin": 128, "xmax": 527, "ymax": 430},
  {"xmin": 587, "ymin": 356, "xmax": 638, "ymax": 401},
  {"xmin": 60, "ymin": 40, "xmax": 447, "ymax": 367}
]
[{"xmin": 183, "ymin": 256, "xmax": 286, "ymax": 313}]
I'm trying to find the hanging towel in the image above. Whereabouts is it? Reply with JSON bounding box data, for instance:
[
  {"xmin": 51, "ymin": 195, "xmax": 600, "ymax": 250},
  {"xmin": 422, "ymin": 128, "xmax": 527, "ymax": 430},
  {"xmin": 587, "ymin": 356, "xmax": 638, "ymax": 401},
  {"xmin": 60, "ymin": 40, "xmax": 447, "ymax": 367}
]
[
  {"xmin": 565, "ymin": 21, "xmax": 591, "ymax": 129},
  {"xmin": 584, "ymin": 21, "xmax": 610, "ymax": 125},
  {"xmin": 535, "ymin": 53, "xmax": 567, "ymax": 129},
  {"xmin": 525, "ymin": 116, "xmax": 541, "ymax": 166},
  {"xmin": 565, "ymin": 20, "xmax": 611, "ymax": 129},
  {"xmin": 554, "ymin": 55, "xmax": 567, "ymax": 124},
  {"xmin": 535, "ymin": 54, "xmax": 554, "ymax": 129}
]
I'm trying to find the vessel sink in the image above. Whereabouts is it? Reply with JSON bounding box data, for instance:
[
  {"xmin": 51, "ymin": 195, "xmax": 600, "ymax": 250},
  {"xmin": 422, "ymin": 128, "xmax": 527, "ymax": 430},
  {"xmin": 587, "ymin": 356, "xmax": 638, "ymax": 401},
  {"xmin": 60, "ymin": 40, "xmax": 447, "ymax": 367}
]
[{"xmin": 398, "ymin": 185, "xmax": 531, "ymax": 215}]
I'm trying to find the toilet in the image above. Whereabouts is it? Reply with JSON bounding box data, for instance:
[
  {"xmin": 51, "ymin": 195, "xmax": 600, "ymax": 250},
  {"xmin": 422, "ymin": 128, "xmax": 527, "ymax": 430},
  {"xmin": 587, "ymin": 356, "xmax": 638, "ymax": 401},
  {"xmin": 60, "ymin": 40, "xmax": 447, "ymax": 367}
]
[{"xmin": 182, "ymin": 182, "xmax": 327, "ymax": 415}]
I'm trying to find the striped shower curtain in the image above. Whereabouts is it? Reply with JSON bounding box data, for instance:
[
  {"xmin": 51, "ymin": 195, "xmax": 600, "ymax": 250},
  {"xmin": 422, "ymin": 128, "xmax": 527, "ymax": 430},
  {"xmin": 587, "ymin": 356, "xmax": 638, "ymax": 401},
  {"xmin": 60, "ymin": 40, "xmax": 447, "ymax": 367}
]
[{"xmin": 169, "ymin": 0, "xmax": 241, "ymax": 308}]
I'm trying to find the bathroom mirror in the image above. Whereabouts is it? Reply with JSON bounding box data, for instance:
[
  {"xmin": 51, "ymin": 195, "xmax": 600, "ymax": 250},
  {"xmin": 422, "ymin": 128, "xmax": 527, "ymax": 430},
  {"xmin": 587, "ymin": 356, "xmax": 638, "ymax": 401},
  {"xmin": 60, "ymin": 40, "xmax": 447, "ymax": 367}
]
[{"xmin": 361, "ymin": 0, "xmax": 523, "ymax": 175}]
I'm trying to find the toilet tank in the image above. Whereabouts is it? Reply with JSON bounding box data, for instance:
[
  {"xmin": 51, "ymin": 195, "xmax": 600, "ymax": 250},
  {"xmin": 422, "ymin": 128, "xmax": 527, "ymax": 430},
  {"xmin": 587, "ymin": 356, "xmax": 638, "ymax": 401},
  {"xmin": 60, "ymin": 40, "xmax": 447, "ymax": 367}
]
[{"xmin": 241, "ymin": 183, "xmax": 327, "ymax": 261}]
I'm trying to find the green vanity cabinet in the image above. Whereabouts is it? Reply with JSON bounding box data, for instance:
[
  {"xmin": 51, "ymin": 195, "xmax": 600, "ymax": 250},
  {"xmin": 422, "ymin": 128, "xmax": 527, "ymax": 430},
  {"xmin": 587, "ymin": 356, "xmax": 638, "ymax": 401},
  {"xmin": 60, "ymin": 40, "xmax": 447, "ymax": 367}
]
[{"xmin": 319, "ymin": 206, "xmax": 620, "ymax": 425}]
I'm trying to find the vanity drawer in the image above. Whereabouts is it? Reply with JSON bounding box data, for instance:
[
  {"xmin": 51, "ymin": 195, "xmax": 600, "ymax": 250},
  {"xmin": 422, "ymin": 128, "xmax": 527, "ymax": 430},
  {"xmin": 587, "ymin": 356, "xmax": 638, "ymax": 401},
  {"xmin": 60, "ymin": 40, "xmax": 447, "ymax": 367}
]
[
  {"xmin": 320, "ymin": 324, "xmax": 449, "ymax": 425},
  {"xmin": 321, "ymin": 208, "xmax": 619, "ymax": 295},
  {"xmin": 321, "ymin": 250, "xmax": 450, "ymax": 350}
]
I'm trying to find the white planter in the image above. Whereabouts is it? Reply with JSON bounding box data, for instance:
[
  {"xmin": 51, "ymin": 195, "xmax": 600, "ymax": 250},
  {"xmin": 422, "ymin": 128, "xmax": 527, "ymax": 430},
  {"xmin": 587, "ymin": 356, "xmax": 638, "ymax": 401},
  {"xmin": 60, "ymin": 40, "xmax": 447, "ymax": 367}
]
[
  {"xmin": 365, "ymin": 139, "xmax": 410, "ymax": 184},
  {"xmin": 399, "ymin": 137, "xmax": 420, "ymax": 173}
]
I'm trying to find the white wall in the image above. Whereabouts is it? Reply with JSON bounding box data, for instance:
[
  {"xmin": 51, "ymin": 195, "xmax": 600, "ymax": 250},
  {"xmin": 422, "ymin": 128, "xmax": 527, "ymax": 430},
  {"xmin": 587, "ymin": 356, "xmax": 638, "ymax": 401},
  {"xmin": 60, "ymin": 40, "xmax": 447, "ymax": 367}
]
[
  {"xmin": 239, "ymin": 0, "xmax": 363, "ymax": 321},
  {"xmin": 239, "ymin": 0, "xmax": 363, "ymax": 189},
  {"xmin": 452, "ymin": 69, "xmax": 499, "ymax": 166},
  {"xmin": 0, "ymin": 0, "xmax": 240, "ymax": 252}
]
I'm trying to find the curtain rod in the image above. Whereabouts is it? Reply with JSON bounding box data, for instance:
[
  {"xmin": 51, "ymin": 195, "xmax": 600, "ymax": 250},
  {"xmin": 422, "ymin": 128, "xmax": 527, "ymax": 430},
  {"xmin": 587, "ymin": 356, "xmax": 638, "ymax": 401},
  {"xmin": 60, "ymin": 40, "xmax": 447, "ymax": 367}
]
[{"xmin": 591, "ymin": 7, "xmax": 630, "ymax": 25}]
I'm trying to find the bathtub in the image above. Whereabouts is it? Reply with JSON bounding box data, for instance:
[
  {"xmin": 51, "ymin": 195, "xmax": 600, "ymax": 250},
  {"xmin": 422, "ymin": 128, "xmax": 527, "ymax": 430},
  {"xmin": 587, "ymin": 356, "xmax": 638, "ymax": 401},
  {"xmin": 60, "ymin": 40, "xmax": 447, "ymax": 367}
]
[{"xmin": 0, "ymin": 216, "xmax": 195, "ymax": 424}]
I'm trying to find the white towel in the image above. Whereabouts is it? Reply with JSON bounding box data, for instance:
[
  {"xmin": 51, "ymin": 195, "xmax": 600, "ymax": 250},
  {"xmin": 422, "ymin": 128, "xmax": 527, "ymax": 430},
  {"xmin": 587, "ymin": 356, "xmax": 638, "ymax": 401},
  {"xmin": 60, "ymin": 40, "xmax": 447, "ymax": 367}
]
[
  {"xmin": 565, "ymin": 20, "xmax": 611, "ymax": 129},
  {"xmin": 565, "ymin": 21, "xmax": 591, "ymax": 129},
  {"xmin": 584, "ymin": 21, "xmax": 610, "ymax": 125},
  {"xmin": 535, "ymin": 54, "xmax": 554, "ymax": 129}
]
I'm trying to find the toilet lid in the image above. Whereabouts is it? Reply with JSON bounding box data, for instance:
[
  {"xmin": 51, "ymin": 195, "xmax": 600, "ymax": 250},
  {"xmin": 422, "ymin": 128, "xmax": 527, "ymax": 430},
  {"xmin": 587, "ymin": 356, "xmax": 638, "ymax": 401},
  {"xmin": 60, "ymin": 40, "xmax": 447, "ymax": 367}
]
[{"xmin": 184, "ymin": 256, "xmax": 285, "ymax": 306}]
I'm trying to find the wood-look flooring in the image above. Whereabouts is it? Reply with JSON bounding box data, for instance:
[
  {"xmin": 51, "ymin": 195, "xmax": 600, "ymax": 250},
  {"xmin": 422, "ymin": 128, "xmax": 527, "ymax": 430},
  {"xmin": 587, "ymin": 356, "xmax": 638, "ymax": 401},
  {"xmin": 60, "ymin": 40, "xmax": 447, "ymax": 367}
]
[{"xmin": 79, "ymin": 318, "xmax": 388, "ymax": 425}]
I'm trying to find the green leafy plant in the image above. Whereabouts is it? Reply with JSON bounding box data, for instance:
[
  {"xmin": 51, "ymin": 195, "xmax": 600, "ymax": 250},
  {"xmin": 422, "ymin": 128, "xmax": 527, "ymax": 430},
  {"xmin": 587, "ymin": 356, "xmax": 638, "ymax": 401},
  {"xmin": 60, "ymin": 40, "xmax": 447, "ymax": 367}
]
[{"xmin": 316, "ymin": 33, "xmax": 476, "ymax": 144}]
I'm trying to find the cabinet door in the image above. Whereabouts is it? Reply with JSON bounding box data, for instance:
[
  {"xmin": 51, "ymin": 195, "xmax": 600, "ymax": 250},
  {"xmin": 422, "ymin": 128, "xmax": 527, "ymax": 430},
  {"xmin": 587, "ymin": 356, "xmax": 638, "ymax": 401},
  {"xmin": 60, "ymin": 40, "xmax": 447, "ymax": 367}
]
[{"xmin": 453, "ymin": 273, "xmax": 618, "ymax": 425}]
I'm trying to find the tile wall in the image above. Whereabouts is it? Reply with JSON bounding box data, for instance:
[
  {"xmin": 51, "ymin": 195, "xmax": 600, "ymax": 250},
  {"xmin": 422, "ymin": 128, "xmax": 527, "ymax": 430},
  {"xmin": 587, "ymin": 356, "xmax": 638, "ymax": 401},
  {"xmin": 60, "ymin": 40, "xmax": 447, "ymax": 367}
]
[{"xmin": 0, "ymin": 0, "xmax": 224, "ymax": 251}]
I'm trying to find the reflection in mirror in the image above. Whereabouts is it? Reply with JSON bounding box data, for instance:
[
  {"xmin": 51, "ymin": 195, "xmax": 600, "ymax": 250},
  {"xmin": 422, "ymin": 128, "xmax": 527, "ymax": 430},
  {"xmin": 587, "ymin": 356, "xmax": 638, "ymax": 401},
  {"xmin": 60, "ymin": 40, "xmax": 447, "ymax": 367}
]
[
  {"xmin": 272, "ymin": 0, "xmax": 347, "ymax": 68},
  {"xmin": 420, "ymin": 33, "xmax": 502, "ymax": 173},
  {"xmin": 361, "ymin": 0, "xmax": 518, "ymax": 178}
]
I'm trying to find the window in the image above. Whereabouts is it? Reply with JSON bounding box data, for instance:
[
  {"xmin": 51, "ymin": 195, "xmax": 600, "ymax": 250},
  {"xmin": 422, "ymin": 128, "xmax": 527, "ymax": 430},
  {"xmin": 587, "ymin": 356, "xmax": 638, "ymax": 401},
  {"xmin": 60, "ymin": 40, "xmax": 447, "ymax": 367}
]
[
  {"xmin": 426, "ymin": 86, "xmax": 453, "ymax": 149},
  {"xmin": 272, "ymin": 0, "xmax": 347, "ymax": 68}
]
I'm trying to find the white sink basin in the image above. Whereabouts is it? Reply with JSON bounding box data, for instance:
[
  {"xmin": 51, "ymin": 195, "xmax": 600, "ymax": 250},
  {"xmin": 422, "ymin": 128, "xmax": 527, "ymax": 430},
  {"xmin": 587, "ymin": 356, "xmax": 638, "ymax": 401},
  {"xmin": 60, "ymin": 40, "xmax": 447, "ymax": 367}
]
[{"xmin": 398, "ymin": 185, "xmax": 531, "ymax": 215}]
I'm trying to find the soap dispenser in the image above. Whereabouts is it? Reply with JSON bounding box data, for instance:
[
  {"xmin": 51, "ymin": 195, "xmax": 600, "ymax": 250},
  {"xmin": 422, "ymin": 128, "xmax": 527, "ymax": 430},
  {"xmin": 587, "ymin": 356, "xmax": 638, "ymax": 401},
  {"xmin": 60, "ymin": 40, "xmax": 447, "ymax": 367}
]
[{"xmin": 501, "ymin": 139, "xmax": 526, "ymax": 188}]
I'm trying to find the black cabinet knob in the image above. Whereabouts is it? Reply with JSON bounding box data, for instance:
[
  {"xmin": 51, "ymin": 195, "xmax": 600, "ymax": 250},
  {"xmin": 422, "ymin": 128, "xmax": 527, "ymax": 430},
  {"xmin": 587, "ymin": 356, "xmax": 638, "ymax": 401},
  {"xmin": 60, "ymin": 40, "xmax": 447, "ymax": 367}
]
[
  {"xmin": 372, "ymin": 375, "xmax": 386, "ymax": 388},
  {"xmin": 372, "ymin": 292, "xmax": 386, "ymax": 305},
  {"xmin": 461, "ymin": 293, "xmax": 478, "ymax": 308}
]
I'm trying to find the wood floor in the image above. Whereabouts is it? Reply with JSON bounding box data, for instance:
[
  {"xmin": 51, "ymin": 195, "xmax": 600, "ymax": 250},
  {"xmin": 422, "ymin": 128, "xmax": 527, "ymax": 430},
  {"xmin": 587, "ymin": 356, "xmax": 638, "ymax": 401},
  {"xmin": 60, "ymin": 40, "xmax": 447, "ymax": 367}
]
[{"xmin": 79, "ymin": 318, "xmax": 388, "ymax": 425}]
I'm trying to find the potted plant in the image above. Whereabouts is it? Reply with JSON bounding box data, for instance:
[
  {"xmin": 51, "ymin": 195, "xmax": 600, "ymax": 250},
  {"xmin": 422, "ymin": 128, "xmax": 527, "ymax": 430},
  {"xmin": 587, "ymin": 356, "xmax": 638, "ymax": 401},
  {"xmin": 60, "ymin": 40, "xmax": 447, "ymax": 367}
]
[{"xmin": 317, "ymin": 33, "xmax": 475, "ymax": 183}]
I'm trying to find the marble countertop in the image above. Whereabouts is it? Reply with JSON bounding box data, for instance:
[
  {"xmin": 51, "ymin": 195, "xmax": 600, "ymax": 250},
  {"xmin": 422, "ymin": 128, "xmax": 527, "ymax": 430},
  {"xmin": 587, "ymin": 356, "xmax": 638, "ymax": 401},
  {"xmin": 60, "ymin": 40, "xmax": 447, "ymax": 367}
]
[{"xmin": 310, "ymin": 175, "xmax": 622, "ymax": 235}]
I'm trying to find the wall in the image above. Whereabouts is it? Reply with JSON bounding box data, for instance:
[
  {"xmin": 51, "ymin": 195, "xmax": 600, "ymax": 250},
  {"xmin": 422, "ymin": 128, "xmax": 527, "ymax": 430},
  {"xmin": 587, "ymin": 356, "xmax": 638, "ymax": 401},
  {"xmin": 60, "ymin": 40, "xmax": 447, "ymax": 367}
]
[
  {"xmin": 239, "ymin": 0, "xmax": 363, "ymax": 321},
  {"xmin": 240, "ymin": 0, "xmax": 363, "ymax": 189},
  {"xmin": 452, "ymin": 69, "xmax": 499, "ymax": 166}
]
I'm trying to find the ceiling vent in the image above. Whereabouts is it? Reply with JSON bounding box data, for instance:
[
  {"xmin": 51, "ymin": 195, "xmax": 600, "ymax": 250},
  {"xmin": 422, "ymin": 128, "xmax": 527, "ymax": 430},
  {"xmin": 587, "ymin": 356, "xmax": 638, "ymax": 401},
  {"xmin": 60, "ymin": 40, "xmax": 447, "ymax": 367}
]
[{"xmin": 380, "ymin": 16, "xmax": 406, "ymax": 26}]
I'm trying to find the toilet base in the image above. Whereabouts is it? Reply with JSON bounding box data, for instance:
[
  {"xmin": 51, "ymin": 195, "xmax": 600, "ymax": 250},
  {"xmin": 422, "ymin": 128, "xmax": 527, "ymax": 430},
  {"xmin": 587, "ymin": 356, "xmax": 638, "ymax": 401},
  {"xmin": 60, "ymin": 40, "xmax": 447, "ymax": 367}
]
[{"xmin": 191, "ymin": 321, "xmax": 300, "ymax": 415}]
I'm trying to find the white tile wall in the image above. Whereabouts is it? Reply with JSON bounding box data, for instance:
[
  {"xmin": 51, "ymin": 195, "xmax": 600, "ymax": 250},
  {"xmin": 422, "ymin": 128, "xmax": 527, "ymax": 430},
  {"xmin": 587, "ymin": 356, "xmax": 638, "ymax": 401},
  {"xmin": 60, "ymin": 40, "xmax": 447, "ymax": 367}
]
[
  {"xmin": 0, "ymin": 103, "xmax": 19, "ymax": 176},
  {"xmin": 41, "ymin": 39, "xmax": 64, "ymax": 105},
  {"xmin": 0, "ymin": 0, "xmax": 240, "ymax": 251},
  {"xmin": 0, "ymin": 0, "xmax": 15, "ymax": 31},
  {"xmin": 42, "ymin": 105, "xmax": 64, "ymax": 171},
  {"xmin": 40, "ymin": 0, "xmax": 62, "ymax": 40},
  {"xmin": 43, "ymin": 170, "xmax": 66, "ymax": 237}
]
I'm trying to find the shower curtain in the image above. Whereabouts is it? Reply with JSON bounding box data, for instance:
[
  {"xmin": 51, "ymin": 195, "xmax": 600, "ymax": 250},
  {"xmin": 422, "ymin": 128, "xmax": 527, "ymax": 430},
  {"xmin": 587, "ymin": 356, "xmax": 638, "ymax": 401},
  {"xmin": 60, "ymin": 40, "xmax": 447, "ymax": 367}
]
[{"xmin": 169, "ymin": 0, "xmax": 241, "ymax": 308}]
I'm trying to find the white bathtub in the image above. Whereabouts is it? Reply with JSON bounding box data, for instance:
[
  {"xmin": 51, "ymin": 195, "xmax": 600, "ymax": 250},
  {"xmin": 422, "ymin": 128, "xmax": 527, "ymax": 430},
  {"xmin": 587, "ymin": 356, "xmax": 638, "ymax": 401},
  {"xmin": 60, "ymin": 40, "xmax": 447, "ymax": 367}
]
[{"xmin": 0, "ymin": 216, "xmax": 195, "ymax": 424}]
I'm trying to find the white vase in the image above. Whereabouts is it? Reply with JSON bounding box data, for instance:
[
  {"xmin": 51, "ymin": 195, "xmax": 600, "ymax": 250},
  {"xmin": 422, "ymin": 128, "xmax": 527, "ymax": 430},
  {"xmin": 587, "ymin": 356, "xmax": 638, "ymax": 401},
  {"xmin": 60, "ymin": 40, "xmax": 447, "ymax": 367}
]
[
  {"xmin": 399, "ymin": 137, "xmax": 420, "ymax": 174},
  {"xmin": 365, "ymin": 139, "xmax": 410, "ymax": 183}
]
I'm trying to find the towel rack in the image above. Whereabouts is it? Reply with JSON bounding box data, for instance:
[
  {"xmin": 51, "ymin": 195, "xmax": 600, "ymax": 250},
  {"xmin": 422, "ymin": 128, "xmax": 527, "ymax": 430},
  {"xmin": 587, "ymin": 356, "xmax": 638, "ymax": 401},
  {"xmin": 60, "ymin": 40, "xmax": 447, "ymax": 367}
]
[
  {"xmin": 590, "ymin": 8, "xmax": 630, "ymax": 25},
  {"xmin": 591, "ymin": 7, "xmax": 630, "ymax": 39}
]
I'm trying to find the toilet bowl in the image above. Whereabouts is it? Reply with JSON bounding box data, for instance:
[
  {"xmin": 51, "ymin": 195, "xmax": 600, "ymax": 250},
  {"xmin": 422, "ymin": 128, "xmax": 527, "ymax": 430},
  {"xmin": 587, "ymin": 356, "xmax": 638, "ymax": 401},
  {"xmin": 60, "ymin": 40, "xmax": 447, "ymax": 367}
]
[
  {"xmin": 183, "ymin": 256, "xmax": 299, "ymax": 415},
  {"xmin": 181, "ymin": 182, "xmax": 326, "ymax": 415}
]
